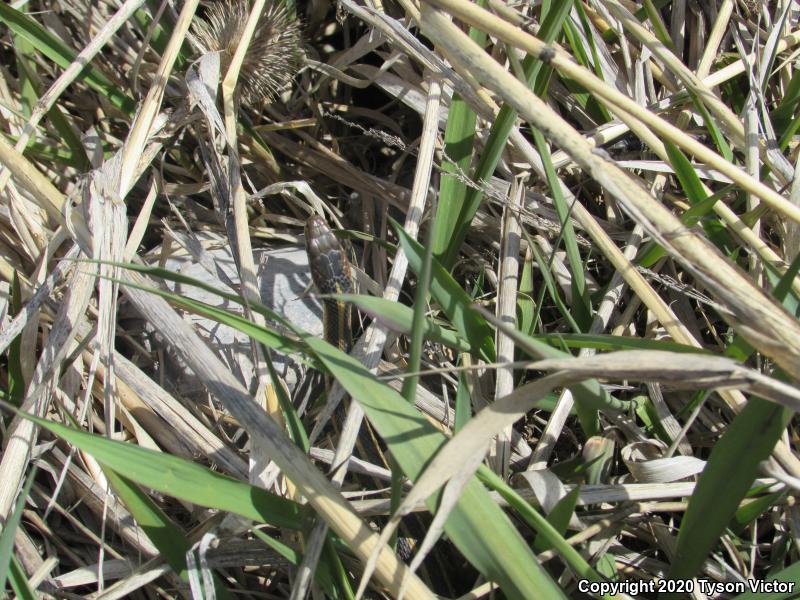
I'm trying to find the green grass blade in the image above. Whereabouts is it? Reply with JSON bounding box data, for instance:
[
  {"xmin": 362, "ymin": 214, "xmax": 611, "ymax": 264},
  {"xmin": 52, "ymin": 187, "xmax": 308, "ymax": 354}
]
[
  {"xmin": 12, "ymin": 33, "xmax": 88, "ymax": 169},
  {"xmin": 335, "ymin": 293, "xmax": 471, "ymax": 352},
  {"xmin": 642, "ymin": 0, "xmax": 675, "ymax": 51},
  {"xmin": 669, "ymin": 398, "xmax": 792, "ymax": 582},
  {"xmin": 532, "ymin": 128, "xmax": 592, "ymax": 328},
  {"xmin": 454, "ymin": 367, "xmax": 472, "ymax": 432},
  {"xmin": 299, "ymin": 330, "xmax": 566, "ymax": 599},
  {"xmin": 439, "ymin": 0, "xmax": 573, "ymax": 268},
  {"xmin": 7, "ymin": 273, "xmax": 25, "ymax": 408},
  {"xmin": 637, "ymin": 183, "xmax": 735, "ymax": 267},
  {"xmin": 0, "ymin": 3, "xmax": 136, "ymax": 114},
  {"xmin": 432, "ymin": 3, "xmax": 485, "ymax": 257},
  {"xmin": 7, "ymin": 554, "xmax": 35, "ymax": 600},
  {"xmin": 134, "ymin": 3, "xmax": 190, "ymax": 71},
  {"xmin": 533, "ymin": 485, "xmax": 580, "ymax": 553},
  {"xmin": 104, "ymin": 468, "xmax": 234, "ymax": 599},
  {"xmin": 397, "ymin": 224, "xmax": 629, "ymax": 419},
  {"xmin": 433, "ymin": 93, "xmax": 477, "ymax": 256},
  {"xmin": 104, "ymin": 469, "xmax": 192, "ymax": 578},
  {"xmin": 532, "ymin": 332, "xmax": 709, "ymax": 353},
  {"xmin": 663, "ymin": 141, "xmax": 734, "ymax": 253},
  {"xmin": 250, "ymin": 529, "xmax": 342, "ymax": 598},
  {"xmin": 691, "ymin": 94, "xmax": 734, "ymax": 162},
  {"xmin": 517, "ymin": 249, "xmax": 537, "ymax": 335},
  {"xmin": 731, "ymin": 491, "xmax": 785, "ymax": 534},
  {"xmin": 393, "ymin": 219, "xmax": 496, "ymax": 361},
  {"xmin": 732, "ymin": 561, "xmax": 800, "ymax": 600},
  {"xmin": 403, "ymin": 217, "xmax": 437, "ymax": 402},
  {"xmin": 478, "ymin": 469, "xmax": 606, "ymax": 587},
  {"xmin": 527, "ymin": 230, "xmax": 582, "ymax": 333},
  {"xmin": 14, "ymin": 35, "xmax": 37, "ymax": 117},
  {"xmin": 321, "ymin": 538, "xmax": 356, "ymax": 600},
  {"xmin": 256, "ymin": 533, "xmax": 353, "ymax": 600},
  {"xmin": 664, "ymin": 141, "xmax": 707, "ymax": 205},
  {"xmin": 14, "ymin": 410, "xmax": 307, "ymax": 529},
  {"xmin": 0, "ymin": 466, "xmax": 36, "ymax": 592}
]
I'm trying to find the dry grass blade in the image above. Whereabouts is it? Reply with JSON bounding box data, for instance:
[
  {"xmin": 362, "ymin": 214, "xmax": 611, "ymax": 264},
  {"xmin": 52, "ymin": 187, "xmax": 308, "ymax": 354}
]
[
  {"xmin": 121, "ymin": 270, "xmax": 436, "ymax": 599},
  {"xmin": 3, "ymin": 0, "xmax": 800, "ymax": 596},
  {"xmin": 419, "ymin": 2, "xmax": 800, "ymax": 380}
]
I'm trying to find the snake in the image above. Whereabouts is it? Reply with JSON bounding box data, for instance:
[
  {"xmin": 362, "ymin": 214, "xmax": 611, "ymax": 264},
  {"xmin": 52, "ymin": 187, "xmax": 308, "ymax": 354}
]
[
  {"xmin": 304, "ymin": 214, "xmax": 421, "ymax": 565},
  {"xmin": 304, "ymin": 214, "xmax": 354, "ymax": 355}
]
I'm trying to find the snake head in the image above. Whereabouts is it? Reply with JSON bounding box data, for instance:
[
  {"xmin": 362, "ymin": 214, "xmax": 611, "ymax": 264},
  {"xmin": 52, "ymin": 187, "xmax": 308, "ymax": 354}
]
[{"xmin": 304, "ymin": 215, "xmax": 353, "ymax": 295}]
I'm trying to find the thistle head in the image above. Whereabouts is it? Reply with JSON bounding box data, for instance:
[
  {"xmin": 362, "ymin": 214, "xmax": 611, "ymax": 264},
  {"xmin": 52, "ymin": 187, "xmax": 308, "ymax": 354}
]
[{"xmin": 192, "ymin": 0, "xmax": 304, "ymax": 104}]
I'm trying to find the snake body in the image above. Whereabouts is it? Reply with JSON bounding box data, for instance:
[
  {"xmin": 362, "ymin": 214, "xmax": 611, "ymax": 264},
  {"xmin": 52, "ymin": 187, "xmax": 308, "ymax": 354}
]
[
  {"xmin": 304, "ymin": 215, "xmax": 354, "ymax": 354},
  {"xmin": 304, "ymin": 215, "xmax": 420, "ymax": 564}
]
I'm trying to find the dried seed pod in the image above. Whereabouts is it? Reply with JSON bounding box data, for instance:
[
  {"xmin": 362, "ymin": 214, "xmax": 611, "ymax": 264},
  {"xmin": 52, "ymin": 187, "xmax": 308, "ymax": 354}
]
[{"xmin": 192, "ymin": 0, "xmax": 303, "ymax": 104}]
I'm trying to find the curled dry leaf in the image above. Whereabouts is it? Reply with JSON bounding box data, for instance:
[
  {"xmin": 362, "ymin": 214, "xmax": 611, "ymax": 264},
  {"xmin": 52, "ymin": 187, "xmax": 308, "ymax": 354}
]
[{"xmin": 620, "ymin": 442, "xmax": 706, "ymax": 483}]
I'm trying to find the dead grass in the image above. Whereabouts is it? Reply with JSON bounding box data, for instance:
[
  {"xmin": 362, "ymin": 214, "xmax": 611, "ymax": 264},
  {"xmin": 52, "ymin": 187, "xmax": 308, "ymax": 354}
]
[{"xmin": 1, "ymin": 0, "xmax": 800, "ymax": 598}]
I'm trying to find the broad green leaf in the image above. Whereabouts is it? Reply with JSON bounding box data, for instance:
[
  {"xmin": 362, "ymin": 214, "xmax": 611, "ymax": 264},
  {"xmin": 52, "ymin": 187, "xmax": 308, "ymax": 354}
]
[
  {"xmin": 104, "ymin": 469, "xmax": 234, "ymax": 599},
  {"xmin": 732, "ymin": 561, "xmax": 800, "ymax": 600},
  {"xmin": 17, "ymin": 412, "xmax": 307, "ymax": 530},
  {"xmin": 334, "ymin": 293, "xmax": 471, "ymax": 352},
  {"xmin": 669, "ymin": 398, "xmax": 792, "ymax": 582},
  {"xmin": 533, "ymin": 485, "xmax": 581, "ymax": 553}
]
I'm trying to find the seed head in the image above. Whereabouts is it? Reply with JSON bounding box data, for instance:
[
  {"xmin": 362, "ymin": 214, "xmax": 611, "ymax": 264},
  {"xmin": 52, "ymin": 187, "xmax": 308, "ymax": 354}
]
[{"xmin": 192, "ymin": 0, "xmax": 303, "ymax": 104}]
